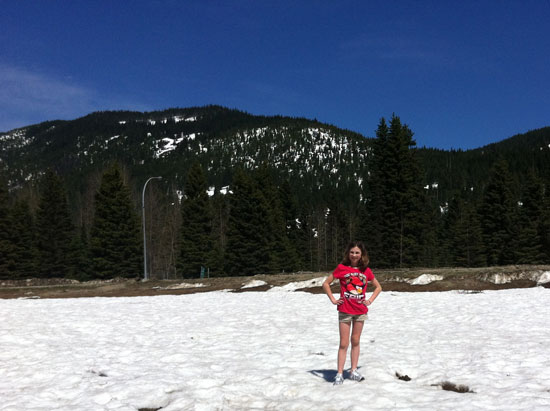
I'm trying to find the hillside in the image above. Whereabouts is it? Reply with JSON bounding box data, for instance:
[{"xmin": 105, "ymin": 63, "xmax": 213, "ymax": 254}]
[
  {"xmin": 2, "ymin": 105, "xmax": 549, "ymax": 206},
  {"xmin": 0, "ymin": 106, "xmax": 372, "ymax": 205}
]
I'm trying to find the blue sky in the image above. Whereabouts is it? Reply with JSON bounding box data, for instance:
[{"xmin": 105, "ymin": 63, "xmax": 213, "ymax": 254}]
[{"xmin": 1, "ymin": 1, "xmax": 549, "ymax": 150}]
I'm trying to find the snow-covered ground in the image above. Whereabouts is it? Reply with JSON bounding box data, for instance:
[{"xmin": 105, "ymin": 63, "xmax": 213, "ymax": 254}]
[{"xmin": 1, "ymin": 287, "xmax": 549, "ymax": 410}]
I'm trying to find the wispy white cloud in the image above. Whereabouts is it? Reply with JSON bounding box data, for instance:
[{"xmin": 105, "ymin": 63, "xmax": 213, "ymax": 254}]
[{"xmin": 0, "ymin": 65, "xmax": 147, "ymax": 132}]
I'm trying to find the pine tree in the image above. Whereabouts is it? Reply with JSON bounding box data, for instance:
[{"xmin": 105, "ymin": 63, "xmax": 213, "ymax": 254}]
[
  {"xmin": 224, "ymin": 168, "xmax": 271, "ymax": 276},
  {"xmin": 515, "ymin": 170, "xmax": 545, "ymax": 263},
  {"xmin": 361, "ymin": 118, "xmax": 389, "ymax": 266},
  {"xmin": 295, "ymin": 205, "xmax": 316, "ymax": 271},
  {"xmin": 446, "ymin": 195, "xmax": 485, "ymax": 267},
  {"xmin": 254, "ymin": 165, "xmax": 300, "ymax": 273},
  {"xmin": 542, "ymin": 177, "xmax": 550, "ymax": 263},
  {"xmin": 440, "ymin": 196, "xmax": 458, "ymax": 266},
  {"xmin": 362, "ymin": 115, "xmax": 425, "ymax": 268},
  {"xmin": 35, "ymin": 170, "xmax": 76, "ymax": 278},
  {"xmin": 69, "ymin": 224, "xmax": 91, "ymax": 281},
  {"xmin": 178, "ymin": 162, "xmax": 215, "ymax": 278},
  {"xmin": 0, "ymin": 177, "xmax": 15, "ymax": 279},
  {"xmin": 10, "ymin": 200, "xmax": 37, "ymax": 278},
  {"xmin": 480, "ymin": 159, "xmax": 517, "ymax": 266},
  {"xmin": 279, "ymin": 180, "xmax": 303, "ymax": 268},
  {"xmin": 326, "ymin": 201, "xmax": 352, "ymax": 267},
  {"xmin": 417, "ymin": 195, "xmax": 441, "ymax": 267},
  {"xmin": 90, "ymin": 164, "xmax": 142, "ymax": 279},
  {"xmin": 210, "ymin": 192, "xmax": 229, "ymax": 276},
  {"xmin": 355, "ymin": 204, "xmax": 371, "ymax": 258}
]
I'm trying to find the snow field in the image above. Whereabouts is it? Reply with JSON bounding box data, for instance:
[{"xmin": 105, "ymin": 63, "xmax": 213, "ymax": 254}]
[{"xmin": 1, "ymin": 288, "xmax": 549, "ymax": 410}]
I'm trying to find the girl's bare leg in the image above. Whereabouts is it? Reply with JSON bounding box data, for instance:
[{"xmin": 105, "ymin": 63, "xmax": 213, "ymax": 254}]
[
  {"xmin": 350, "ymin": 320, "xmax": 364, "ymax": 370},
  {"xmin": 337, "ymin": 321, "xmax": 351, "ymax": 374}
]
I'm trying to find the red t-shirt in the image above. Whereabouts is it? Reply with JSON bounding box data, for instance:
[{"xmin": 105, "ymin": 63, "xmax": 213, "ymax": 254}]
[{"xmin": 332, "ymin": 264, "xmax": 375, "ymax": 315}]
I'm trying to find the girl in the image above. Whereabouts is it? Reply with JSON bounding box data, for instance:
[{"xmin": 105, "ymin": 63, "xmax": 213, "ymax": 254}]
[{"xmin": 322, "ymin": 241, "xmax": 382, "ymax": 385}]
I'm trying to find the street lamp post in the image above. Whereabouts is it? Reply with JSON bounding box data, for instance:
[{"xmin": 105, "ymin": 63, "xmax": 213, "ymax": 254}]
[{"xmin": 142, "ymin": 176, "xmax": 162, "ymax": 280}]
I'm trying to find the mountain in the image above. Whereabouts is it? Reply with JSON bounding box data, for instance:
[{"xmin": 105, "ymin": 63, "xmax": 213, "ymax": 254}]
[
  {"xmin": 2, "ymin": 105, "xmax": 549, "ymax": 207},
  {"xmin": 418, "ymin": 127, "xmax": 550, "ymax": 204},
  {"xmin": 0, "ymin": 105, "xmax": 373, "ymax": 205}
]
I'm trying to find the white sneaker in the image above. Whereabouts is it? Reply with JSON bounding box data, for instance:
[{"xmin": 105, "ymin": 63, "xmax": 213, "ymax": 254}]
[
  {"xmin": 349, "ymin": 369, "xmax": 365, "ymax": 382},
  {"xmin": 333, "ymin": 373, "xmax": 344, "ymax": 385}
]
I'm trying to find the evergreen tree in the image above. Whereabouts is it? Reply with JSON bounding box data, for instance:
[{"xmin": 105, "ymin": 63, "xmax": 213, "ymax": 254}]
[
  {"xmin": 362, "ymin": 115, "xmax": 425, "ymax": 268},
  {"xmin": 515, "ymin": 170, "xmax": 545, "ymax": 263},
  {"xmin": 178, "ymin": 162, "xmax": 215, "ymax": 278},
  {"xmin": 417, "ymin": 195, "xmax": 441, "ymax": 267},
  {"xmin": 542, "ymin": 177, "xmax": 550, "ymax": 263},
  {"xmin": 446, "ymin": 195, "xmax": 485, "ymax": 267},
  {"xmin": 35, "ymin": 170, "xmax": 76, "ymax": 278},
  {"xmin": 439, "ymin": 196, "xmax": 457, "ymax": 266},
  {"xmin": 354, "ymin": 204, "xmax": 371, "ymax": 259},
  {"xmin": 461, "ymin": 201, "xmax": 486, "ymax": 267},
  {"xmin": 480, "ymin": 159, "xmax": 517, "ymax": 265},
  {"xmin": 10, "ymin": 200, "xmax": 37, "ymax": 278},
  {"xmin": 224, "ymin": 168, "xmax": 271, "ymax": 276},
  {"xmin": 279, "ymin": 180, "xmax": 303, "ymax": 267},
  {"xmin": 254, "ymin": 165, "xmax": 300, "ymax": 273},
  {"xmin": 326, "ymin": 201, "xmax": 352, "ymax": 267},
  {"xmin": 295, "ymin": 205, "xmax": 316, "ymax": 271},
  {"xmin": 362, "ymin": 118, "xmax": 389, "ymax": 266},
  {"xmin": 90, "ymin": 164, "xmax": 141, "ymax": 279},
  {"xmin": 210, "ymin": 192, "xmax": 229, "ymax": 276},
  {"xmin": 0, "ymin": 177, "xmax": 15, "ymax": 279},
  {"xmin": 69, "ymin": 224, "xmax": 91, "ymax": 281}
]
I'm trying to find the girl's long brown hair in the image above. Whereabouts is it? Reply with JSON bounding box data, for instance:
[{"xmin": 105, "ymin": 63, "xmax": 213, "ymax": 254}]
[{"xmin": 341, "ymin": 241, "xmax": 370, "ymax": 271}]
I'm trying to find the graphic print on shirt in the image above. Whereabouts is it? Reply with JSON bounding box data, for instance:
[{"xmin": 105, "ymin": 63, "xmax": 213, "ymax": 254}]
[{"xmin": 343, "ymin": 273, "xmax": 367, "ymax": 300}]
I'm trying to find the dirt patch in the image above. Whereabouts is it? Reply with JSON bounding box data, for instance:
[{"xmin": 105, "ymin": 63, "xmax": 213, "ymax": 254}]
[
  {"xmin": 1, "ymin": 265, "xmax": 549, "ymax": 300},
  {"xmin": 437, "ymin": 381, "xmax": 475, "ymax": 394}
]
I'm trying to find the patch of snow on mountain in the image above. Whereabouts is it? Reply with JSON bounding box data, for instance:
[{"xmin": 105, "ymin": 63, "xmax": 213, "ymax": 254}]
[
  {"xmin": 154, "ymin": 133, "xmax": 197, "ymax": 157},
  {"xmin": 219, "ymin": 186, "xmax": 231, "ymax": 195},
  {"xmin": 155, "ymin": 137, "xmax": 183, "ymax": 157},
  {"xmin": 0, "ymin": 130, "xmax": 33, "ymax": 148},
  {"xmin": 255, "ymin": 127, "xmax": 268, "ymax": 136}
]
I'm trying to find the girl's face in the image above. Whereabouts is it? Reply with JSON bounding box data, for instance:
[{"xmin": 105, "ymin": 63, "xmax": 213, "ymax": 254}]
[{"xmin": 349, "ymin": 246, "xmax": 362, "ymax": 266}]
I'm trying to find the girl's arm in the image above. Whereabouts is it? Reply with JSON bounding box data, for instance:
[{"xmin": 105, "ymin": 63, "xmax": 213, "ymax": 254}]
[
  {"xmin": 322, "ymin": 274, "xmax": 342, "ymax": 305},
  {"xmin": 364, "ymin": 277, "xmax": 382, "ymax": 306}
]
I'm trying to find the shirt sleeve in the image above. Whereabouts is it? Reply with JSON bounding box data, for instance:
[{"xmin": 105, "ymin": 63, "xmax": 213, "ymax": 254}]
[
  {"xmin": 365, "ymin": 267, "xmax": 374, "ymax": 282},
  {"xmin": 332, "ymin": 264, "xmax": 345, "ymax": 279}
]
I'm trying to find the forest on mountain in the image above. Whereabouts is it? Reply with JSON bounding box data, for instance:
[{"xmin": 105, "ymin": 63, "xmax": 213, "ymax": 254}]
[{"xmin": 1, "ymin": 106, "xmax": 549, "ymax": 280}]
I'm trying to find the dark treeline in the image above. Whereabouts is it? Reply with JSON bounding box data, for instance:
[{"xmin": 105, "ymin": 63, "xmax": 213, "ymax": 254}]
[{"xmin": 1, "ymin": 114, "xmax": 550, "ymax": 280}]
